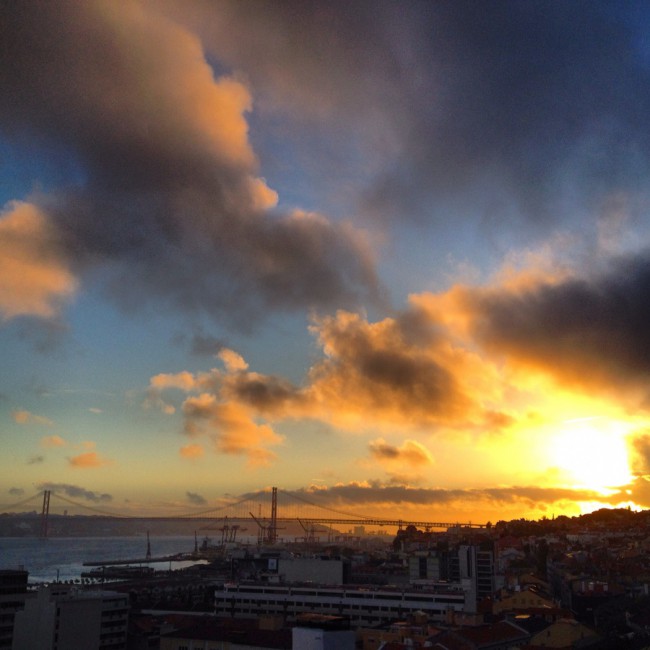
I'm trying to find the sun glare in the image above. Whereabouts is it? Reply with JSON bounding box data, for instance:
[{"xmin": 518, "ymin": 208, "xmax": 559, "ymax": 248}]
[{"xmin": 549, "ymin": 417, "xmax": 633, "ymax": 492}]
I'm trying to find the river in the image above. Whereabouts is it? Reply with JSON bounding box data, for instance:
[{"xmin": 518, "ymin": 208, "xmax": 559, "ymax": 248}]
[{"xmin": 0, "ymin": 535, "xmax": 200, "ymax": 583}]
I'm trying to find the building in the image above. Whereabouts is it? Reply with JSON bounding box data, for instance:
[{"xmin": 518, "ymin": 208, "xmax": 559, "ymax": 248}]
[
  {"xmin": 292, "ymin": 614, "xmax": 355, "ymax": 650},
  {"xmin": 431, "ymin": 620, "xmax": 531, "ymax": 649},
  {"xmin": 277, "ymin": 557, "xmax": 349, "ymax": 585},
  {"xmin": 159, "ymin": 617, "xmax": 292, "ymax": 650},
  {"xmin": 12, "ymin": 585, "xmax": 129, "ymax": 650},
  {"xmin": 0, "ymin": 570, "xmax": 29, "ymax": 650},
  {"xmin": 528, "ymin": 618, "xmax": 601, "ymax": 648},
  {"xmin": 449, "ymin": 545, "xmax": 495, "ymax": 612},
  {"xmin": 408, "ymin": 553, "xmax": 442, "ymax": 583},
  {"xmin": 214, "ymin": 583, "xmax": 466, "ymax": 627},
  {"xmin": 493, "ymin": 585, "xmax": 556, "ymax": 615}
]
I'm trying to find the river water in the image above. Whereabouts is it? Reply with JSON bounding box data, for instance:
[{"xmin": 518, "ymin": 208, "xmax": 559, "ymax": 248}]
[{"xmin": 0, "ymin": 535, "xmax": 199, "ymax": 583}]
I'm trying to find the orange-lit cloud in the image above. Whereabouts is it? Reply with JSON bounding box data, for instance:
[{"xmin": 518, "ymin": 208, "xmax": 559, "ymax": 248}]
[
  {"xmin": 150, "ymin": 371, "xmax": 199, "ymax": 392},
  {"xmin": 0, "ymin": 202, "xmax": 77, "ymax": 321},
  {"xmin": 0, "ymin": 1, "xmax": 377, "ymax": 331},
  {"xmin": 412, "ymin": 252, "xmax": 650, "ymax": 410},
  {"xmin": 179, "ymin": 443, "xmax": 204, "ymax": 459},
  {"xmin": 12, "ymin": 408, "xmax": 53, "ymax": 427},
  {"xmin": 181, "ymin": 394, "xmax": 282, "ymax": 467},
  {"xmin": 366, "ymin": 438, "xmax": 435, "ymax": 484},
  {"xmin": 368, "ymin": 438, "xmax": 434, "ymax": 467},
  {"xmin": 41, "ymin": 435, "xmax": 66, "ymax": 448},
  {"xmin": 68, "ymin": 451, "xmax": 112, "ymax": 468}
]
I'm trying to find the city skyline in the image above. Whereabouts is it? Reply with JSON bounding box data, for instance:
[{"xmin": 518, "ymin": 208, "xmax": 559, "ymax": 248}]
[{"xmin": 3, "ymin": 1, "xmax": 650, "ymax": 524}]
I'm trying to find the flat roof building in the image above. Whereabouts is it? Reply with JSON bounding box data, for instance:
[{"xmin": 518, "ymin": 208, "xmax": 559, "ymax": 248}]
[{"xmin": 12, "ymin": 585, "xmax": 129, "ymax": 650}]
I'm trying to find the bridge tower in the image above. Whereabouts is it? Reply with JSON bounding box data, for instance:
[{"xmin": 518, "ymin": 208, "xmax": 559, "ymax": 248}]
[
  {"xmin": 40, "ymin": 490, "xmax": 51, "ymax": 538},
  {"xmin": 268, "ymin": 486, "xmax": 278, "ymax": 544}
]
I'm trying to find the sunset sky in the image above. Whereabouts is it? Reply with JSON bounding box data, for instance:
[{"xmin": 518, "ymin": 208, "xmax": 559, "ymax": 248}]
[{"xmin": 3, "ymin": 1, "xmax": 650, "ymax": 524}]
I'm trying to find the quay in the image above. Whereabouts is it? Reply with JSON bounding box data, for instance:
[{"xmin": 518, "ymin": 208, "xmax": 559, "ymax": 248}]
[{"xmin": 82, "ymin": 553, "xmax": 194, "ymax": 567}]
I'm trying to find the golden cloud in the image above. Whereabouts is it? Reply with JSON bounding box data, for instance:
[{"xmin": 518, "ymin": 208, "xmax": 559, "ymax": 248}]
[
  {"xmin": 68, "ymin": 451, "xmax": 112, "ymax": 468},
  {"xmin": 12, "ymin": 408, "xmax": 53, "ymax": 427},
  {"xmin": 0, "ymin": 202, "xmax": 77, "ymax": 321},
  {"xmin": 41, "ymin": 435, "xmax": 66, "ymax": 448},
  {"xmin": 368, "ymin": 438, "xmax": 434, "ymax": 467},
  {"xmin": 179, "ymin": 443, "xmax": 204, "ymax": 459}
]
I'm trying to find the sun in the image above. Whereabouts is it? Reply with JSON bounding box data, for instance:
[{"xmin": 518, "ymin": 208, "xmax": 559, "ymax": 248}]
[{"xmin": 549, "ymin": 417, "xmax": 634, "ymax": 492}]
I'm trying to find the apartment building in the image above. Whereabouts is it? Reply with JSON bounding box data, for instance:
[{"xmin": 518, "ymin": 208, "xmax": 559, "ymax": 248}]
[
  {"xmin": 214, "ymin": 583, "xmax": 466, "ymax": 627},
  {"xmin": 12, "ymin": 585, "xmax": 129, "ymax": 650}
]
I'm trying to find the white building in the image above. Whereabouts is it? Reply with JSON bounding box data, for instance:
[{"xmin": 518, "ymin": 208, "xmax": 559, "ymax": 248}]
[
  {"xmin": 215, "ymin": 583, "xmax": 466, "ymax": 626},
  {"xmin": 12, "ymin": 585, "xmax": 128, "ymax": 650}
]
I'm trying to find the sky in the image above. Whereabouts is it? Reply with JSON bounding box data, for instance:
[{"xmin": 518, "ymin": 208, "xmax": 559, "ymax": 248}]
[{"xmin": 3, "ymin": 0, "xmax": 650, "ymax": 525}]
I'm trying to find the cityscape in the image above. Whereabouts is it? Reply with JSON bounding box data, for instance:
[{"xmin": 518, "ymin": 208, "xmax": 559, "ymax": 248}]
[
  {"xmin": 3, "ymin": 499, "xmax": 650, "ymax": 648},
  {"xmin": 4, "ymin": 1, "xmax": 650, "ymax": 648}
]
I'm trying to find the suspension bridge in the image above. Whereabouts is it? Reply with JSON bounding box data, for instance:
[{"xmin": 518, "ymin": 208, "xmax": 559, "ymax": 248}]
[{"xmin": 1, "ymin": 487, "xmax": 486, "ymax": 541}]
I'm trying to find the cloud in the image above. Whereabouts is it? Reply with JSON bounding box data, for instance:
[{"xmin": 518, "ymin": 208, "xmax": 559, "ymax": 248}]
[
  {"xmin": 190, "ymin": 333, "xmax": 226, "ymax": 357},
  {"xmin": 68, "ymin": 451, "xmax": 112, "ymax": 468},
  {"xmin": 12, "ymin": 408, "xmax": 53, "ymax": 426},
  {"xmin": 0, "ymin": 201, "xmax": 78, "ymax": 321},
  {"xmin": 150, "ymin": 371, "xmax": 198, "ymax": 393},
  {"xmin": 179, "ymin": 443, "xmax": 204, "ymax": 459},
  {"xmin": 38, "ymin": 482, "xmax": 112, "ymax": 502},
  {"xmin": 186, "ymin": 491, "xmax": 207, "ymax": 506},
  {"xmin": 26, "ymin": 455, "xmax": 44, "ymax": 465},
  {"xmin": 167, "ymin": 1, "xmax": 650, "ymax": 246},
  {"xmin": 368, "ymin": 438, "xmax": 434, "ymax": 467},
  {"xmin": 631, "ymin": 433, "xmax": 650, "ymax": 475},
  {"xmin": 41, "ymin": 435, "xmax": 66, "ymax": 448},
  {"xmin": 0, "ymin": 1, "xmax": 379, "ymax": 329},
  {"xmin": 182, "ymin": 396, "xmax": 282, "ymax": 467},
  {"xmin": 145, "ymin": 301, "xmax": 517, "ymax": 464},
  {"xmin": 8, "ymin": 487, "xmax": 24, "ymax": 497},
  {"xmin": 236, "ymin": 481, "xmax": 619, "ymax": 522},
  {"xmin": 423, "ymin": 250, "xmax": 650, "ymax": 407}
]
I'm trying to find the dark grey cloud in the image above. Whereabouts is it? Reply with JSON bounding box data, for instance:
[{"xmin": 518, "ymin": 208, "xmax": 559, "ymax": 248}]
[
  {"xmin": 26, "ymin": 455, "xmax": 44, "ymax": 465},
  {"xmin": 228, "ymin": 374, "xmax": 300, "ymax": 413},
  {"xmin": 190, "ymin": 333, "xmax": 227, "ymax": 357},
  {"xmin": 281, "ymin": 482, "xmax": 605, "ymax": 509},
  {"xmin": 467, "ymin": 250, "xmax": 650, "ymax": 399},
  {"xmin": 182, "ymin": 1, "xmax": 650, "ymax": 242},
  {"xmin": 369, "ymin": 441, "xmax": 400, "ymax": 460},
  {"xmin": 186, "ymin": 491, "xmax": 207, "ymax": 506},
  {"xmin": 8, "ymin": 487, "xmax": 25, "ymax": 497},
  {"xmin": 0, "ymin": 2, "xmax": 379, "ymax": 328},
  {"xmin": 38, "ymin": 482, "xmax": 113, "ymax": 503}
]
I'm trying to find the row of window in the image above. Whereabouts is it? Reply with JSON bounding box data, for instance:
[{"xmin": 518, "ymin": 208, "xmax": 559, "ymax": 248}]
[
  {"xmin": 216, "ymin": 599, "xmax": 451, "ymax": 616},
  {"xmin": 222, "ymin": 587, "xmax": 463, "ymax": 603}
]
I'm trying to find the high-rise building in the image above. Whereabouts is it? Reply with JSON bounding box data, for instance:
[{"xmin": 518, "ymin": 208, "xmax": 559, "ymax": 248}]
[
  {"xmin": 0, "ymin": 570, "xmax": 29, "ymax": 650},
  {"xmin": 456, "ymin": 544, "xmax": 495, "ymax": 612}
]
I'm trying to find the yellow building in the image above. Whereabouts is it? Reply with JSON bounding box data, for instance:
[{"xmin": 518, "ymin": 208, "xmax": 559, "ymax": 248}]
[
  {"xmin": 493, "ymin": 586, "xmax": 555, "ymax": 614},
  {"xmin": 529, "ymin": 618, "xmax": 600, "ymax": 647}
]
